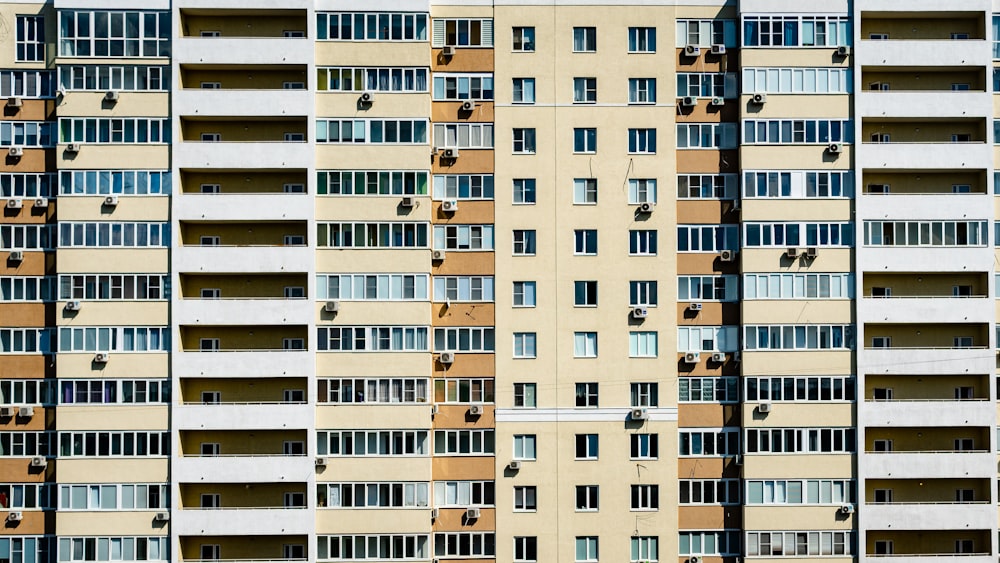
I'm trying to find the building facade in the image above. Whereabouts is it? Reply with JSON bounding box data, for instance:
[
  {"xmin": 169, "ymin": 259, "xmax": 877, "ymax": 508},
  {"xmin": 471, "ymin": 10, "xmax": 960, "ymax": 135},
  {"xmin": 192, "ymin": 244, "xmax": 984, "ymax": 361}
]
[{"xmin": 0, "ymin": 0, "xmax": 998, "ymax": 562}]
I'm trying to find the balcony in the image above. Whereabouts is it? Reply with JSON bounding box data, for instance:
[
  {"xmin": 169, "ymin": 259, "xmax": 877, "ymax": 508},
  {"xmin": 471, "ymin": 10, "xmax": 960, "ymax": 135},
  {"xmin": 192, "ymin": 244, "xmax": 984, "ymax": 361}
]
[
  {"xmin": 173, "ymin": 245, "xmax": 312, "ymax": 273},
  {"xmin": 856, "ymin": 247, "xmax": 994, "ymax": 273},
  {"xmin": 172, "ymin": 402, "xmax": 312, "ymax": 430},
  {"xmin": 862, "ymin": 399, "xmax": 993, "ymax": 427},
  {"xmin": 861, "ymin": 450, "xmax": 995, "ymax": 478},
  {"xmin": 175, "ymin": 193, "xmax": 312, "ymax": 222},
  {"xmin": 174, "ymin": 89, "xmax": 312, "ymax": 118},
  {"xmin": 857, "ymin": 40, "xmax": 990, "ymax": 68},
  {"xmin": 173, "ymin": 506, "xmax": 312, "ymax": 536},
  {"xmin": 863, "ymin": 502, "xmax": 993, "ymax": 530},
  {"xmin": 858, "ymin": 91, "xmax": 991, "ymax": 119},
  {"xmin": 860, "ymin": 346, "xmax": 993, "ymax": 375},
  {"xmin": 856, "ymin": 141, "xmax": 991, "ymax": 171},
  {"xmin": 173, "ymin": 454, "xmax": 311, "ymax": 483},
  {"xmin": 856, "ymin": 193, "xmax": 990, "ymax": 221},
  {"xmin": 173, "ymin": 350, "xmax": 312, "ymax": 377},
  {"xmin": 173, "ymin": 141, "xmax": 312, "ymax": 169},
  {"xmin": 860, "ymin": 0, "xmax": 991, "ymax": 13},
  {"xmin": 174, "ymin": 298, "xmax": 312, "ymax": 325},
  {"xmin": 174, "ymin": 37, "xmax": 312, "ymax": 66},
  {"xmin": 867, "ymin": 556, "xmax": 993, "ymax": 563},
  {"xmin": 858, "ymin": 296, "xmax": 991, "ymax": 324}
]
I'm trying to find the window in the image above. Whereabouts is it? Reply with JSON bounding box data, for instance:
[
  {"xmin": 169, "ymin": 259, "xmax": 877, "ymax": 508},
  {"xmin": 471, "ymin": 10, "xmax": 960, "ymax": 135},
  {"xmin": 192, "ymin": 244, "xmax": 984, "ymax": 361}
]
[
  {"xmin": 573, "ymin": 128, "xmax": 597, "ymax": 152},
  {"xmin": 316, "ymin": 119, "xmax": 429, "ymax": 144},
  {"xmin": 513, "ymin": 27, "xmax": 535, "ymax": 51},
  {"xmin": 434, "ymin": 378, "xmax": 494, "ymax": 404},
  {"xmin": 60, "ymin": 222, "xmax": 169, "ymax": 249},
  {"xmin": 317, "ymin": 430, "xmax": 429, "ymax": 456},
  {"xmin": 59, "ymin": 10, "xmax": 171, "ymax": 57},
  {"xmin": 873, "ymin": 439, "xmax": 892, "ymax": 452},
  {"xmin": 513, "ymin": 383, "xmax": 536, "ymax": 408},
  {"xmin": 677, "ymin": 73, "xmax": 736, "ymax": 98},
  {"xmin": 318, "ymin": 222, "xmax": 429, "ymax": 248},
  {"xmin": 513, "ymin": 434, "xmax": 536, "ymax": 460},
  {"xmin": 678, "ymin": 275, "xmax": 738, "ymax": 302},
  {"xmin": 513, "ymin": 281, "xmax": 536, "ymax": 307},
  {"xmin": 629, "ymin": 230, "xmax": 658, "ymax": 255},
  {"xmin": 748, "ymin": 220, "xmax": 852, "ymax": 247},
  {"xmin": 433, "ymin": 225, "xmax": 495, "ymax": 251},
  {"xmin": 575, "ymin": 537, "xmax": 599, "ymax": 562},
  {"xmin": 956, "ymin": 489, "xmax": 975, "ymax": 502},
  {"xmin": 59, "ymin": 379, "xmax": 169, "ymax": 405},
  {"xmin": 631, "ymin": 485, "xmax": 659, "ymax": 510},
  {"xmin": 575, "ymin": 434, "xmax": 598, "ymax": 459},
  {"xmin": 513, "ymin": 179, "xmax": 536, "ymax": 204},
  {"xmin": 432, "ymin": 481, "xmax": 493, "ymax": 508},
  {"xmin": 743, "ymin": 324, "xmax": 855, "ymax": 350},
  {"xmin": 199, "ymin": 338, "xmax": 219, "ymax": 351},
  {"xmin": 433, "ymin": 430, "xmax": 495, "ymax": 455},
  {"xmin": 679, "ymin": 531, "xmax": 741, "ymax": 555},
  {"xmin": 575, "ymin": 485, "xmax": 599, "ymax": 511},
  {"xmin": 320, "ymin": 534, "xmax": 430, "ymax": 559},
  {"xmin": 317, "ymin": 274, "xmax": 431, "ymax": 301},
  {"xmin": 2, "ymin": 173, "xmax": 56, "ymax": 198},
  {"xmin": 58, "ymin": 431, "xmax": 168, "ymax": 457},
  {"xmin": 743, "ymin": 170, "xmax": 853, "ymax": 198},
  {"xmin": 874, "ymin": 540, "xmax": 893, "ymax": 555},
  {"xmin": 628, "ymin": 128, "xmax": 656, "ymax": 153},
  {"xmin": 746, "ymin": 479, "xmax": 854, "ymax": 505},
  {"xmin": 57, "ymin": 327, "xmax": 169, "ymax": 353},
  {"xmin": 513, "ymin": 333, "xmax": 536, "ymax": 358},
  {"xmin": 317, "ymin": 170, "xmax": 429, "ymax": 196},
  {"xmin": 744, "ymin": 376, "xmax": 855, "ymax": 402},
  {"xmin": 677, "ymin": 123, "xmax": 739, "ymax": 149},
  {"xmin": 16, "ymin": 16, "xmax": 44, "ymax": 62},
  {"xmin": 956, "ymin": 540, "xmax": 975, "ymax": 554},
  {"xmin": 59, "ymin": 118, "xmax": 168, "ymax": 144},
  {"xmin": 513, "ymin": 128, "xmax": 536, "ymax": 153},
  {"xmin": 743, "ymin": 68, "xmax": 853, "ymax": 94},
  {"xmin": 631, "ymin": 383, "xmax": 658, "ymax": 407},
  {"xmin": 873, "ymin": 489, "xmax": 892, "ymax": 503},
  {"xmin": 954, "ymin": 438, "xmax": 974, "ymax": 451},
  {"xmin": 745, "ymin": 427, "xmax": 856, "ymax": 454},
  {"xmin": 746, "ymin": 531, "xmax": 852, "ymax": 556},
  {"xmin": 433, "ymin": 327, "xmax": 495, "ymax": 353},
  {"xmin": 679, "ymin": 429, "xmax": 740, "ymax": 456},
  {"xmin": 631, "ymin": 537, "xmax": 658, "ymax": 563},
  {"xmin": 630, "ymin": 281, "xmax": 658, "ymax": 307},
  {"xmin": 677, "ymin": 19, "xmax": 737, "ymax": 47},
  {"xmin": 316, "ymin": 12, "xmax": 429, "ymax": 41},
  {"xmin": 629, "ymin": 78, "xmax": 656, "ymax": 104},
  {"xmin": 574, "ymin": 231, "xmax": 597, "ymax": 256},
  {"xmin": 574, "ymin": 332, "xmax": 598, "ymax": 358},
  {"xmin": 575, "ymin": 383, "xmax": 598, "ymax": 407},
  {"xmin": 284, "ymin": 132, "xmax": 305, "ymax": 142},
  {"xmin": 0, "ymin": 276, "xmax": 54, "ymax": 303},
  {"xmin": 743, "ymin": 119, "xmax": 853, "ymax": 144},
  {"xmin": 742, "ymin": 15, "xmax": 850, "ymax": 47},
  {"xmin": 317, "ymin": 326, "xmax": 430, "ymax": 352},
  {"xmin": 629, "ymin": 332, "xmax": 658, "ymax": 358},
  {"xmin": 59, "ymin": 537, "xmax": 169, "ymax": 561},
  {"xmin": 628, "ymin": 27, "xmax": 656, "ymax": 52},
  {"xmin": 743, "ymin": 273, "xmax": 854, "ymax": 300},
  {"xmin": 59, "ymin": 483, "xmax": 168, "ymax": 510},
  {"xmin": 677, "ymin": 174, "xmax": 738, "ymax": 200},
  {"xmin": 573, "ymin": 78, "xmax": 597, "ymax": 103},
  {"xmin": 573, "ymin": 27, "xmax": 596, "ymax": 52},
  {"xmin": 0, "ymin": 69, "xmax": 54, "ymax": 99},
  {"xmin": 432, "ymin": 174, "xmax": 494, "ymax": 200},
  {"xmin": 679, "ymin": 480, "xmax": 739, "ymax": 505},
  {"xmin": 631, "ymin": 434, "xmax": 659, "ymax": 459},
  {"xmin": 676, "ymin": 225, "xmax": 739, "ymax": 252},
  {"xmin": 432, "ymin": 18, "xmax": 494, "ymax": 47},
  {"xmin": 0, "ymin": 122, "xmax": 55, "ymax": 147},
  {"xmin": 864, "ymin": 220, "xmax": 989, "ymax": 247},
  {"xmin": 628, "ymin": 179, "xmax": 657, "ymax": 204},
  {"xmin": 319, "ymin": 378, "xmax": 431, "ymax": 404},
  {"xmin": 514, "ymin": 537, "xmax": 537, "ymax": 562},
  {"xmin": 432, "ymin": 123, "xmax": 494, "ymax": 148},
  {"xmin": 431, "ymin": 74, "xmax": 493, "ymax": 100},
  {"xmin": 0, "ymin": 380, "xmax": 55, "ymax": 405},
  {"xmin": 514, "ymin": 486, "xmax": 536, "ymax": 511},
  {"xmin": 573, "ymin": 178, "xmax": 598, "ymax": 204},
  {"xmin": 680, "ymin": 377, "xmax": 739, "ymax": 403},
  {"xmin": 513, "ymin": 230, "xmax": 536, "ymax": 255},
  {"xmin": 512, "ymin": 78, "xmax": 535, "ymax": 103},
  {"xmin": 318, "ymin": 482, "xmax": 429, "ymax": 508},
  {"xmin": 573, "ymin": 281, "xmax": 597, "ymax": 306}
]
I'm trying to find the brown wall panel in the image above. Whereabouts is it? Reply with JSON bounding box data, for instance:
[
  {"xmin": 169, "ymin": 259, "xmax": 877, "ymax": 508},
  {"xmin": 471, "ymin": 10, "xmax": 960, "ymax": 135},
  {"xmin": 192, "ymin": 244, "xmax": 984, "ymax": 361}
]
[
  {"xmin": 433, "ymin": 353, "xmax": 495, "ymax": 377},
  {"xmin": 432, "ymin": 150, "xmax": 494, "ymax": 174},
  {"xmin": 676, "ymin": 200, "xmax": 738, "ymax": 224},
  {"xmin": 432, "ymin": 456, "xmax": 494, "ymax": 480},
  {"xmin": 0, "ymin": 304, "xmax": 46, "ymax": 327},
  {"xmin": 0, "ymin": 509, "xmax": 46, "ymax": 534},
  {"xmin": 679, "ymin": 505, "xmax": 741, "ymax": 530},
  {"xmin": 431, "ymin": 201, "xmax": 494, "ymax": 225},
  {"xmin": 676, "ymin": 102, "xmax": 739, "ymax": 123},
  {"xmin": 0, "ymin": 410, "xmax": 46, "ymax": 431},
  {"xmin": 0, "ymin": 459, "xmax": 47, "ymax": 482},
  {"xmin": 433, "ymin": 405, "xmax": 494, "ymax": 428},
  {"xmin": 433, "ymin": 303, "xmax": 495, "ymax": 327},
  {"xmin": 678, "ymin": 404, "xmax": 738, "ymax": 428},
  {"xmin": 676, "ymin": 253, "xmax": 739, "ymax": 276},
  {"xmin": 677, "ymin": 302, "xmax": 740, "ymax": 327},
  {"xmin": 0, "ymin": 356, "xmax": 47, "ymax": 378},
  {"xmin": 432, "ymin": 507, "xmax": 495, "ymax": 531},
  {"xmin": 433, "ymin": 101, "xmax": 495, "ymax": 123},
  {"xmin": 1, "ymin": 100, "xmax": 54, "ymax": 122},
  {"xmin": 431, "ymin": 49, "xmax": 494, "ymax": 72},
  {"xmin": 432, "ymin": 252, "xmax": 495, "ymax": 275},
  {"xmin": 1, "ymin": 204, "xmax": 54, "ymax": 224},
  {"xmin": 676, "ymin": 49, "xmax": 735, "ymax": 72},
  {"xmin": 676, "ymin": 150, "xmax": 739, "ymax": 174},
  {"xmin": 0, "ymin": 149, "xmax": 54, "ymax": 173}
]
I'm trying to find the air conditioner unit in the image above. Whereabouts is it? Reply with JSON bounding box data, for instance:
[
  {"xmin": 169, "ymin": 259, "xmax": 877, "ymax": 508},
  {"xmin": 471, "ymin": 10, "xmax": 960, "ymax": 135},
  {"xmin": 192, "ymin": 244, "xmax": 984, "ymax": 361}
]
[
  {"xmin": 711, "ymin": 44, "xmax": 726, "ymax": 55},
  {"xmin": 439, "ymin": 352, "xmax": 455, "ymax": 364},
  {"xmin": 709, "ymin": 97, "xmax": 725, "ymax": 106},
  {"xmin": 94, "ymin": 352, "xmax": 109, "ymax": 363},
  {"xmin": 6, "ymin": 512, "xmax": 22, "ymax": 523},
  {"xmin": 401, "ymin": 196, "xmax": 416, "ymax": 208},
  {"xmin": 751, "ymin": 93, "xmax": 767, "ymax": 104},
  {"xmin": 461, "ymin": 100, "xmax": 476, "ymax": 111},
  {"xmin": 508, "ymin": 460, "xmax": 522, "ymax": 470},
  {"xmin": 442, "ymin": 45, "xmax": 456, "ymax": 56},
  {"xmin": 8, "ymin": 147, "xmax": 22, "ymax": 157},
  {"xmin": 6, "ymin": 97, "xmax": 21, "ymax": 108},
  {"xmin": 680, "ymin": 96, "xmax": 697, "ymax": 107},
  {"xmin": 840, "ymin": 504, "xmax": 855, "ymax": 514},
  {"xmin": 690, "ymin": 557, "xmax": 701, "ymax": 563},
  {"xmin": 105, "ymin": 90, "xmax": 119, "ymax": 102},
  {"xmin": 441, "ymin": 200, "xmax": 458, "ymax": 212},
  {"xmin": 315, "ymin": 457, "xmax": 327, "ymax": 467},
  {"xmin": 827, "ymin": 143, "xmax": 844, "ymax": 154},
  {"xmin": 688, "ymin": 303, "xmax": 702, "ymax": 312},
  {"xmin": 710, "ymin": 352, "xmax": 726, "ymax": 363},
  {"xmin": 324, "ymin": 301, "xmax": 340, "ymax": 313},
  {"xmin": 684, "ymin": 45, "xmax": 701, "ymax": 56},
  {"xmin": 29, "ymin": 457, "xmax": 46, "ymax": 468},
  {"xmin": 631, "ymin": 408, "xmax": 649, "ymax": 421},
  {"xmin": 8, "ymin": 251, "xmax": 23, "ymax": 262},
  {"xmin": 442, "ymin": 148, "xmax": 459, "ymax": 159},
  {"xmin": 786, "ymin": 247, "xmax": 798, "ymax": 259},
  {"xmin": 805, "ymin": 247, "xmax": 819, "ymax": 259},
  {"xmin": 639, "ymin": 202, "xmax": 654, "ymax": 213},
  {"xmin": 104, "ymin": 195, "xmax": 119, "ymax": 206},
  {"xmin": 683, "ymin": 352, "xmax": 700, "ymax": 364},
  {"xmin": 154, "ymin": 512, "xmax": 169, "ymax": 522},
  {"xmin": 430, "ymin": 507, "xmax": 439, "ymax": 520},
  {"xmin": 0, "ymin": 407, "xmax": 14, "ymax": 418},
  {"xmin": 836, "ymin": 46, "xmax": 851, "ymax": 57},
  {"xmin": 758, "ymin": 402, "xmax": 772, "ymax": 413},
  {"xmin": 360, "ymin": 91, "xmax": 375, "ymax": 104},
  {"xmin": 18, "ymin": 406, "xmax": 33, "ymax": 418},
  {"xmin": 465, "ymin": 507, "xmax": 481, "ymax": 519},
  {"xmin": 32, "ymin": 197, "xmax": 47, "ymax": 208},
  {"xmin": 719, "ymin": 249, "xmax": 735, "ymax": 262},
  {"xmin": 632, "ymin": 307, "xmax": 648, "ymax": 319},
  {"xmin": 6, "ymin": 198, "xmax": 21, "ymax": 209},
  {"xmin": 65, "ymin": 300, "xmax": 81, "ymax": 312},
  {"xmin": 66, "ymin": 143, "xmax": 81, "ymax": 153},
  {"xmin": 432, "ymin": 249, "xmax": 446, "ymax": 261},
  {"xmin": 469, "ymin": 404, "xmax": 484, "ymax": 416}
]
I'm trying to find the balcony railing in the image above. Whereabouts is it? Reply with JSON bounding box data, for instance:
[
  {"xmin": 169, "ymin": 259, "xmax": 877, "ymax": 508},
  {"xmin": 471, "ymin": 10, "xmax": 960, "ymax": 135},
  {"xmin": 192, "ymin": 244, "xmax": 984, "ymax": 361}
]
[{"xmin": 864, "ymin": 449, "xmax": 990, "ymax": 454}]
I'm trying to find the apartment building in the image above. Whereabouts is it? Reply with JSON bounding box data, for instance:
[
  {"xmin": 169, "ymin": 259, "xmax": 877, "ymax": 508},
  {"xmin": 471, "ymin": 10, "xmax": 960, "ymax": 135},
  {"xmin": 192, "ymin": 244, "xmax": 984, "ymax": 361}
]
[{"xmin": 0, "ymin": 0, "xmax": 998, "ymax": 562}]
